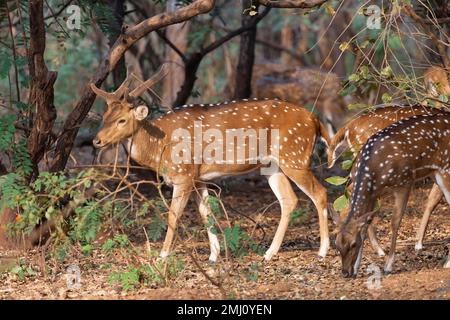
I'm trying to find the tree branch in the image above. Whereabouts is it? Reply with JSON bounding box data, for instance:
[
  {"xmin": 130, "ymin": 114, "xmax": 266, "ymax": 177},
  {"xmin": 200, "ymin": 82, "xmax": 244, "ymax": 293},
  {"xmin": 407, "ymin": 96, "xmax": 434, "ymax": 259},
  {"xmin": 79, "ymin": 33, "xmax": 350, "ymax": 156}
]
[
  {"xmin": 172, "ymin": 6, "xmax": 271, "ymax": 106},
  {"xmin": 404, "ymin": 5, "xmax": 450, "ymax": 68},
  {"xmin": 50, "ymin": 0, "xmax": 216, "ymax": 172},
  {"xmin": 155, "ymin": 29, "xmax": 188, "ymax": 63},
  {"xmin": 202, "ymin": 7, "xmax": 271, "ymax": 55},
  {"xmin": 258, "ymin": 0, "xmax": 328, "ymax": 8}
]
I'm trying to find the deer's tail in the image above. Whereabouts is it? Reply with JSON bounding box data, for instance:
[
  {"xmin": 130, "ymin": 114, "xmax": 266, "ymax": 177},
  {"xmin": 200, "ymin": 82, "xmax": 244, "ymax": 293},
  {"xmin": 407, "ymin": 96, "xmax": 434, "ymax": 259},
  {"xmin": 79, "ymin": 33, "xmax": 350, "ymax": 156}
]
[
  {"xmin": 314, "ymin": 117, "xmax": 331, "ymax": 149},
  {"xmin": 327, "ymin": 124, "xmax": 347, "ymax": 168}
]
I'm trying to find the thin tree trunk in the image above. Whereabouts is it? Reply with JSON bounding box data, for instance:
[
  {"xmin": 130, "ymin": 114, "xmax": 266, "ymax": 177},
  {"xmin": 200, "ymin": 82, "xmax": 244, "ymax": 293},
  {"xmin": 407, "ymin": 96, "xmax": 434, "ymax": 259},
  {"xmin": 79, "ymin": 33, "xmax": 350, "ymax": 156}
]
[
  {"xmin": 107, "ymin": 0, "xmax": 126, "ymax": 88},
  {"xmin": 27, "ymin": 0, "xmax": 57, "ymax": 172},
  {"xmin": 280, "ymin": 11, "xmax": 294, "ymax": 65},
  {"xmin": 162, "ymin": 0, "xmax": 190, "ymax": 109},
  {"xmin": 233, "ymin": 1, "xmax": 258, "ymax": 99}
]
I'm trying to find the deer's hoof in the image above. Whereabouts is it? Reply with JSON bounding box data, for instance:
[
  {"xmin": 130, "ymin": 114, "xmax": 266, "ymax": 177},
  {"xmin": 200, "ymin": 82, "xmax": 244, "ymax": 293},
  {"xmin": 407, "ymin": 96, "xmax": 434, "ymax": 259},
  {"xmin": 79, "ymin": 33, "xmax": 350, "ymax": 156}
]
[
  {"xmin": 208, "ymin": 259, "xmax": 217, "ymax": 265},
  {"xmin": 376, "ymin": 249, "xmax": 386, "ymax": 257}
]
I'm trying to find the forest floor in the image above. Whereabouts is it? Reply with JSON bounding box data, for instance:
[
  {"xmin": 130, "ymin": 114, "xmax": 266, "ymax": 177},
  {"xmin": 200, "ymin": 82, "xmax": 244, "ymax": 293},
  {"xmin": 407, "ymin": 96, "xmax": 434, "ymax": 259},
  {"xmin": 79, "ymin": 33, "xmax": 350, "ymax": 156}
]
[{"xmin": 0, "ymin": 179, "xmax": 449, "ymax": 300}]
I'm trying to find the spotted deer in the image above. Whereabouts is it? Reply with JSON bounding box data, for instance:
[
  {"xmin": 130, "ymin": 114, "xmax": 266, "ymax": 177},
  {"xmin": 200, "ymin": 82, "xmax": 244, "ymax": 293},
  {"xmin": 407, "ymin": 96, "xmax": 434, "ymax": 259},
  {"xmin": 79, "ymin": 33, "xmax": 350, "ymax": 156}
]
[
  {"xmin": 328, "ymin": 104, "xmax": 446, "ymax": 254},
  {"xmin": 335, "ymin": 112, "xmax": 450, "ymax": 277},
  {"xmin": 424, "ymin": 66, "xmax": 450, "ymax": 104},
  {"xmin": 252, "ymin": 63, "xmax": 347, "ymax": 137},
  {"xmin": 90, "ymin": 67, "xmax": 331, "ymax": 263}
]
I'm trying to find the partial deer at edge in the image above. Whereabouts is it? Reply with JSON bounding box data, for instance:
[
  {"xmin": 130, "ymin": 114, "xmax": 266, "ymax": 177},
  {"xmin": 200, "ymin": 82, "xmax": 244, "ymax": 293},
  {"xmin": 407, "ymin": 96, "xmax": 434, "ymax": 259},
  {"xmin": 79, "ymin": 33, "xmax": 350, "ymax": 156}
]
[
  {"xmin": 335, "ymin": 112, "xmax": 450, "ymax": 277},
  {"xmin": 424, "ymin": 66, "xmax": 450, "ymax": 106},
  {"xmin": 328, "ymin": 104, "xmax": 446, "ymax": 254},
  {"xmin": 90, "ymin": 66, "xmax": 331, "ymax": 262}
]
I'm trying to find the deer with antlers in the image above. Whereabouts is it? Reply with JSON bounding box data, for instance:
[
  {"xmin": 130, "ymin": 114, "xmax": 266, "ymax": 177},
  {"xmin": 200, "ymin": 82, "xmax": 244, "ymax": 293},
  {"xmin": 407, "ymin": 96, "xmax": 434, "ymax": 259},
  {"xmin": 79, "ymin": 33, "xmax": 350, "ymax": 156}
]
[
  {"xmin": 335, "ymin": 112, "xmax": 450, "ymax": 277},
  {"xmin": 328, "ymin": 104, "xmax": 446, "ymax": 255},
  {"xmin": 90, "ymin": 66, "xmax": 331, "ymax": 262}
]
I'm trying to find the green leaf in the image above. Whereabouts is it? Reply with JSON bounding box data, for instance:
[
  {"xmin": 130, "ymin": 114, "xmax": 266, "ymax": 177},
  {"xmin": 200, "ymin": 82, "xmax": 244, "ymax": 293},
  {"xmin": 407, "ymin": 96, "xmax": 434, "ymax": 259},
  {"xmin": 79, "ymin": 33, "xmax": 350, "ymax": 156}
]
[
  {"xmin": 341, "ymin": 160, "xmax": 353, "ymax": 171},
  {"xmin": 381, "ymin": 93, "xmax": 392, "ymax": 103},
  {"xmin": 333, "ymin": 194, "xmax": 349, "ymax": 212},
  {"xmin": 147, "ymin": 214, "xmax": 166, "ymax": 242},
  {"xmin": 348, "ymin": 73, "xmax": 360, "ymax": 83},
  {"xmin": 381, "ymin": 66, "xmax": 393, "ymax": 78},
  {"xmin": 325, "ymin": 176, "xmax": 348, "ymax": 186}
]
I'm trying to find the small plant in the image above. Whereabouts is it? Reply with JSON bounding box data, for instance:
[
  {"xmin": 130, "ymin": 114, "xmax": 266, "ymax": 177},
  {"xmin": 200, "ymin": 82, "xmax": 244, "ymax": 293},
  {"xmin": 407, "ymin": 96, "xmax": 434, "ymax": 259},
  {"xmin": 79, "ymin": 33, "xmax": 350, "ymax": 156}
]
[
  {"xmin": 101, "ymin": 234, "xmax": 130, "ymax": 254},
  {"xmin": 223, "ymin": 223, "xmax": 263, "ymax": 258},
  {"xmin": 289, "ymin": 209, "xmax": 307, "ymax": 227},
  {"xmin": 9, "ymin": 260, "xmax": 36, "ymax": 281},
  {"xmin": 108, "ymin": 255, "xmax": 184, "ymax": 291}
]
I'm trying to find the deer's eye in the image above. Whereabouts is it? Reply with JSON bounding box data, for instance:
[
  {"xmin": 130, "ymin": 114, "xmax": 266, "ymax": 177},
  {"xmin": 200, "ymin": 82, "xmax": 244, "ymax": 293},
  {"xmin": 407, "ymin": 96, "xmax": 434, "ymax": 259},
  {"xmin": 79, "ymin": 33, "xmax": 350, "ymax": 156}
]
[{"xmin": 117, "ymin": 119, "xmax": 126, "ymax": 126}]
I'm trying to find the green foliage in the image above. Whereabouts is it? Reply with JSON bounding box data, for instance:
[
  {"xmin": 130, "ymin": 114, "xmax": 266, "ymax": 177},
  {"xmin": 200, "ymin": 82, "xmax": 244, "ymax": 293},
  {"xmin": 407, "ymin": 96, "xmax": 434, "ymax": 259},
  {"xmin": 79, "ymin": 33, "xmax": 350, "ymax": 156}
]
[
  {"xmin": 12, "ymin": 138, "xmax": 33, "ymax": 176},
  {"xmin": 102, "ymin": 234, "xmax": 130, "ymax": 253},
  {"xmin": 9, "ymin": 260, "xmax": 36, "ymax": 281},
  {"xmin": 71, "ymin": 200, "xmax": 104, "ymax": 244},
  {"xmin": 244, "ymin": 262, "xmax": 262, "ymax": 282},
  {"xmin": 325, "ymin": 176, "xmax": 348, "ymax": 186},
  {"xmin": 109, "ymin": 256, "xmax": 184, "ymax": 291},
  {"xmin": 207, "ymin": 195, "xmax": 222, "ymax": 217},
  {"xmin": 0, "ymin": 115, "xmax": 16, "ymax": 151},
  {"xmin": 147, "ymin": 213, "xmax": 167, "ymax": 242},
  {"xmin": 289, "ymin": 209, "xmax": 307, "ymax": 227},
  {"xmin": 223, "ymin": 223, "xmax": 262, "ymax": 258},
  {"xmin": 0, "ymin": 168, "xmax": 106, "ymax": 240},
  {"xmin": 333, "ymin": 193, "xmax": 350, "ymax": 213}
]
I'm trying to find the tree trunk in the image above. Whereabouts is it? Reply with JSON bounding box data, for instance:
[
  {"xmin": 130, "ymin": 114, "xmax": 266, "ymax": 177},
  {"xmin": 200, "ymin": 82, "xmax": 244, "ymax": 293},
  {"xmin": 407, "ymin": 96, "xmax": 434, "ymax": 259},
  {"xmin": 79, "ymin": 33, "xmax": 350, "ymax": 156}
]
[
  {"xmin": 233, "ymin": 1, "xmax": 258, "ymax": 99},
  {"xmin": 27, "ymin": 0, "xmax": 57, "ymax": 172},
  {"xmin": 107, "ymin": 0, "xmax": 126, "ymax": 88},
  {"xmin": 173, "ymin": 53, "xmax": 202, "ymax": 107},
  {"xmin": 49, "ymin": 0, "xmax": 215, "ymax": 172},
  {"xmin": 280, "ymin": 11, "xmax": 294, "ymax": 65},
  {"xmin": 162, "ymin": 0, "xmax": 190, "ymax": 109}
]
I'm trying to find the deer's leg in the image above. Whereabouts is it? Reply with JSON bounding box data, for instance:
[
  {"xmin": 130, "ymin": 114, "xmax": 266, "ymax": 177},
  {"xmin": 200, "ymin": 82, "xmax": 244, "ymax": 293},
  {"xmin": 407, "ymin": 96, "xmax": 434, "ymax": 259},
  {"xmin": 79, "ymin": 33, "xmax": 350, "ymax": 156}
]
[
  {"xmin": 384, "ymin": 187, "xmax": 411, "ymax": 274},
  {"xmin": 434, "ymin": 172, "xmax": 450, "ymax": 268},
  {"xmin": 195, "ymin": 183, "xmax": 221, "ymax": 263},
  {"xmin": 368, "ymin": 221, "xmax": 385, "ymax": 257},
  {"xmin": 160, "ymin": 182, "xmax": 192, "ymax": 259},
  {"xmin": 264, "ymin": 172, "xmax": 298, "ymax": 261},
  {"xmin": 282, "ymin": 168, "xmax": 330, "ymax": 258},
  {"xmin": 415, "ymin": 183, "xmax": 443, "ymax": 251}
]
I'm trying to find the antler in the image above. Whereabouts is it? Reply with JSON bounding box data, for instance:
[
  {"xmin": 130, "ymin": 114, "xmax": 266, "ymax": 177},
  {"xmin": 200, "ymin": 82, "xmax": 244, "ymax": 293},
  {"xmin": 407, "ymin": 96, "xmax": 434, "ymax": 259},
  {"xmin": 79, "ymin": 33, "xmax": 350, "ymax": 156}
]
[
  {"xmin": 90, "ymin": 66, "xmax": 133, "ymax": 102},
  {"xmin": 129, "ymin": 64, "xmax": 169, "ymax": 99}
]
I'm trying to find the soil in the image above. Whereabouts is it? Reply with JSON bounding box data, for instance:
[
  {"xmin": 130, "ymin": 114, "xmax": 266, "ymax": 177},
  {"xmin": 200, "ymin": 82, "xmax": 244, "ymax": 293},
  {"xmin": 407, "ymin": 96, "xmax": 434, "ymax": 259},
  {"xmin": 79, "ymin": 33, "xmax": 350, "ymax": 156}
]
[{"xmin": 0, "ymin": 180, "xmax": 449, "ymax": 300}]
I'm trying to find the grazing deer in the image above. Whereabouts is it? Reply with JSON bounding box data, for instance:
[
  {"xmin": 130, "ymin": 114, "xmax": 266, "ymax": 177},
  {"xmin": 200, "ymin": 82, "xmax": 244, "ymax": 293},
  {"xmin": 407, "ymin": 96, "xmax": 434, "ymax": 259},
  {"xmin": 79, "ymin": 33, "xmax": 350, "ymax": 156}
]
[
  {"xmin": 335, "ymin": 112, "xmax": 450, "ymax": 277},
  {"xmin": 424, "ymin": 66, "xmax": 450, "ymax": 104},
  {"xmin": 253, "ymin": 63, "xmax": 347, "ymax": 137},
  {"xmin": 90, "ymin": 67, "xmax": 331, "ymax": 262},
  {"xmin": 328, "ymin": 104, "xmax": 445, "ymax": 254}
]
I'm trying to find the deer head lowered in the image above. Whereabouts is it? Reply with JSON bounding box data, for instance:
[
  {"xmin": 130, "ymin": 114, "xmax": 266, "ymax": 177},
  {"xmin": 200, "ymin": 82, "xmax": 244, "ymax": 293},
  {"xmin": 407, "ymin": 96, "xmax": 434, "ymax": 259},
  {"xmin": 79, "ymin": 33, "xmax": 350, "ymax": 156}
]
[
  {"xmin": 91, "ymin": 67, "xmax": 332, "ymax": 263},
  {"xmin": 328, "ymin": 104, "xmax": 446, "ymax": 256},
  {"xmin": 423, "ymin": 66, "xmax": 450, "ymax": 106},
  {"xmin": 335, "ymin": 112, "xmax": 450, "ymax": 277}
]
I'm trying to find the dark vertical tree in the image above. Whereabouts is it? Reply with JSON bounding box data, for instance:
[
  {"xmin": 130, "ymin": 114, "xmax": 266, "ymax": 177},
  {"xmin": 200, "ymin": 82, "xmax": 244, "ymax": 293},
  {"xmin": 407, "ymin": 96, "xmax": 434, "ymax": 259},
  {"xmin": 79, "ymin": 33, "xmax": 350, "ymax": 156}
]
[
  {"xmin": 233, "ymin": 0, "xmax": 258, "ymax": 99},
  {"xmin": 107, "ymin": 0, "xmax": 127, "ymax": 88},
  {"xmin": 27, "ymin": 0, "xmax": 57, "ymax": 173}
]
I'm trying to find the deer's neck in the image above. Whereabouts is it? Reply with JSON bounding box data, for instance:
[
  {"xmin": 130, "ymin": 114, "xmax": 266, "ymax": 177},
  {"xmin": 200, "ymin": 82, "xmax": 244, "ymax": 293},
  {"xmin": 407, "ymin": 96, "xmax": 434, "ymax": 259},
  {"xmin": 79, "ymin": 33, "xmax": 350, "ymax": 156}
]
[{"xmin": 126, "ymin": 120, "xmax": 166, "ymax": 171}]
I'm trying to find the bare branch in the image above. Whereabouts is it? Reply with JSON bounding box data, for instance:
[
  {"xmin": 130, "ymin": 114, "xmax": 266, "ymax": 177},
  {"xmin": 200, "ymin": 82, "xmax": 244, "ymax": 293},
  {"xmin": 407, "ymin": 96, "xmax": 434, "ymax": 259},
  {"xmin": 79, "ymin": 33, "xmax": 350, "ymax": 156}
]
[
  {"xmin": 155, "ymin": 29, "xmax": 188, "ymax": 63},
  {"xmin": 258, "ymin": 0, "xmax": 328, "ymax": 8},
  {"xmin": 50, "ymin": 0, "xmax": 216, "ymax": 171},
  {"xmin": 403, "ymin": 5, "xmax": 450, "ymax": 68}
]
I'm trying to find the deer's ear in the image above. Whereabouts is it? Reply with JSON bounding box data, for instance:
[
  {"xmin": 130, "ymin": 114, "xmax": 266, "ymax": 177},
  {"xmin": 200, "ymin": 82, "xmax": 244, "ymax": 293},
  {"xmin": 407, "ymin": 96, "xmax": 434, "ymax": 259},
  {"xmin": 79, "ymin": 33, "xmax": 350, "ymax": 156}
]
[
  {"xmin": 356, "ymin": 211, "xmax": 374, "ymax": 228},
  {"xmin": 329, "ymin": 205, "xmax": 341, "ymax": 226},
  {"xmin": 133, "ymin": 105, "xmax": 149, "ymax": 120}
]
